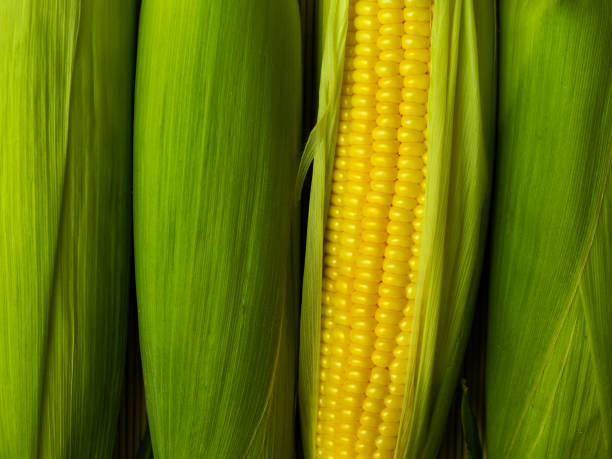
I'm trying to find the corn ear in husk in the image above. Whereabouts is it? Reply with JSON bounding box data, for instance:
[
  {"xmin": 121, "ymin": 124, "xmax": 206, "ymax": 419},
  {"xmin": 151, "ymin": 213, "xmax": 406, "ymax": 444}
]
[
  {"xmin": 133, "ymin": 1, "xmax": 302, "ymax": 457},
  {"xmin": 0, "ymin": 1, "xmax": 137, "ymax": 457},
  {"xmin": 298, "ymin": 1, "xmax": 496, "ymax": 457},
  {"xmin": 486, "ymin": 2, "xmax": 612, "ymax": 457}
]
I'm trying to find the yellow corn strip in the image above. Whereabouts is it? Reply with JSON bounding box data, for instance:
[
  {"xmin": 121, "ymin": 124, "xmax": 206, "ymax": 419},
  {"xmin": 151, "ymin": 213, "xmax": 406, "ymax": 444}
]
[{"xmin": 316, "ymin": 0, "xmax": 432, "ymax": 457}]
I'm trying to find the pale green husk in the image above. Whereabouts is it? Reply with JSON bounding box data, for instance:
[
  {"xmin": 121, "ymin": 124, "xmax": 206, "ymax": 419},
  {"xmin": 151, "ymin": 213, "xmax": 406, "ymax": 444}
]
[
  {"xmin": 298, "ymin": 1, "xmax": 496, "ymax": 458},
  {"xmin": 0, "ymin": 1, "xmax": 137, "ymax": 458},
  {"xmin": 297, "ymin": 2, "xmax": 349, "ymax": 456},
  {"xmin": 486, "ymin": 2, "xmax": 612, "ymax": 457},
  {"xmin": 133, "ymin": 1, "xmax": 302, "ymax": 457}
]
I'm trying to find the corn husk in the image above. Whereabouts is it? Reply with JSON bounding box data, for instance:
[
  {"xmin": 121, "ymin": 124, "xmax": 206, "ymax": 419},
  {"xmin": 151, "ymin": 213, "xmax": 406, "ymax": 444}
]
[
  {"xmin": 298, "ymin": 1, "xmax": 496, "ymax": 457},
  {"xmin": 0, "ymin": 1, "xmax": 137, "ymax": 457},
  {"xmin": 133, "ymin": 1, "xmax": 302, "ymax": 457},
  {"xmin": 486, "ymin": 2, "xmax": 612, "ymax": 457}
]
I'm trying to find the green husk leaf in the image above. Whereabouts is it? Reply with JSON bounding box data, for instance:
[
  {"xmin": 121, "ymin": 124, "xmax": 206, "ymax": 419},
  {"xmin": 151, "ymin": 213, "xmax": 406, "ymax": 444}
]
[
  {"xmin": 298, "ymin": 0, "xmax": 348, "ymax": 456},
  {"xmin": 396, "ymin": 2, "xmax": 496, "ymax": 457},
  {"xmin": 486, "ymin": 2, "xmax": 612, "ymax": 457},
  {"xmin": 0, "ymin": 1, "xmax": 137, "ymax": 457},
  {"xmin": 133, "ymin": 1, "xmax": 302, "ymax": 457}
]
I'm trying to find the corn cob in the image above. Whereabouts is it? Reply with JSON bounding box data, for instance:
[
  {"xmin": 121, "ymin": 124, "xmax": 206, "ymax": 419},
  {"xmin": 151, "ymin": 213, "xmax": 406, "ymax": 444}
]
[
  {"xmin": 487, "ymin": 1, "xmax": 612, "ymax": 457},
  {"xmin": 133, "ymin": 1, "xmax": 302, "ymax": 457},
  {"xmin": 299, "ymin": 1, "xmax": 496, "ymax": 457},
  {"xmin": 0, "ymin": 1, "xmax": 137, "ymax": 457}
]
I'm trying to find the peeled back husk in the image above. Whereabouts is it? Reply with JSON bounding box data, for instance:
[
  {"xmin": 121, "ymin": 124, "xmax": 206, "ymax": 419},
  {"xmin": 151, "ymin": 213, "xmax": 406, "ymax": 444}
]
[{"xmin": 298, "ymin": 1, "xmax": 496, "ymax": 457}]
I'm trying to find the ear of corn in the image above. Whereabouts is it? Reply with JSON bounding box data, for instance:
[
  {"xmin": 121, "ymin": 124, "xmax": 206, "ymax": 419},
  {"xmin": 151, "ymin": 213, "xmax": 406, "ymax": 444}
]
[
  {"xmin": 133, "ymin": 1, "xmax": 302, "ymax": 457},
  {"xmin": 0, "ymin": 1, "xmax": 136, "ymax": 457},
  {"xmin": 487, "ymin": 2, "xmax": 612, "ymax": 457},
  {"xmin": 299, "ymin": 1, "xmax": 496, "ymax": 457}
]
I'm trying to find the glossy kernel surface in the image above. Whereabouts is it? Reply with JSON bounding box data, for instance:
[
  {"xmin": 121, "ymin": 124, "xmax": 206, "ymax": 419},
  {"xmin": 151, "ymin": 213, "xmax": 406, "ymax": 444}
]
[{"xmin": 316, "ymin": 1, "xmax": 432, "ymax": 457}]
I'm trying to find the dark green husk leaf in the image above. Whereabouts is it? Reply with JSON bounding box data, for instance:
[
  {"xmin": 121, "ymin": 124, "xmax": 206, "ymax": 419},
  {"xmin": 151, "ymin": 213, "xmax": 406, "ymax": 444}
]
[{"xmin": 461, "ymin": 380, "xmax": 482, "ymax": 459}]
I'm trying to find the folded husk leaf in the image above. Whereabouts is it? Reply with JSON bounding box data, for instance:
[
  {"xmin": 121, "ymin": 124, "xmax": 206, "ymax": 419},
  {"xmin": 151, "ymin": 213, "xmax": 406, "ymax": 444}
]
[
  {"xmin": 298, "ymin": 1, "xmax": 496, "ymax": 457},
  {"xmin": 486, "ymin": 2, "xmax": 612, "ymax": 457},
  {"xmin": 0, "ymin": 1, "xmax": 137, "ymax": 457},
  {"xmin": 133, "ymin": 1, "xmax": 302, "ymax": 457}
]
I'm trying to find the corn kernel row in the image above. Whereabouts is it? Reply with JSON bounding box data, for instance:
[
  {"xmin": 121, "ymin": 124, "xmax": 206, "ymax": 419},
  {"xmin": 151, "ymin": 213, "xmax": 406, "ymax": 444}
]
[{"xmin": 316, "ymin": 0, "xmax": 432, "ymax": 457}]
